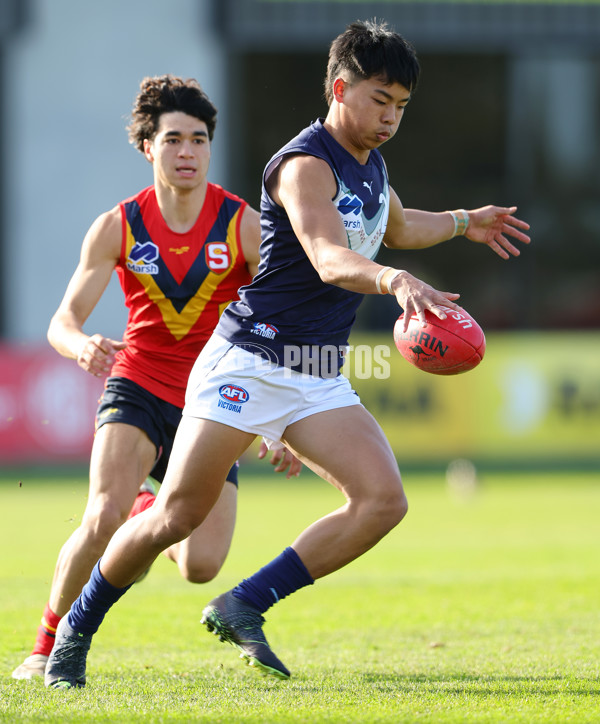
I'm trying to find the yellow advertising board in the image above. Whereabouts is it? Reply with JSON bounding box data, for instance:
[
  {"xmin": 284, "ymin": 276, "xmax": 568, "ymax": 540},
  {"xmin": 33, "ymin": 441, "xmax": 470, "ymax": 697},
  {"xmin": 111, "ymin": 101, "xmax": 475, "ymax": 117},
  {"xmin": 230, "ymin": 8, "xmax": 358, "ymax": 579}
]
[{"xmin": 343, "ymin": 332, "xmax": 600, "ymax": 468}]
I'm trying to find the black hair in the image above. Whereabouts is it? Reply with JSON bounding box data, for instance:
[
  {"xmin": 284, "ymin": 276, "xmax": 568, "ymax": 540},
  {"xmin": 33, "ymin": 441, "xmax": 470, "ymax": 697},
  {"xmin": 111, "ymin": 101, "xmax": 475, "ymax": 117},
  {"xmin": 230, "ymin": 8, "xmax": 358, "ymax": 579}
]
[
  {"xmin": 127, "ymin": 74, "xmax": 217, "ymax": 152},
  {"xmin": 324, "ymin": 19, "xmax": 420, "ymax": 105}
]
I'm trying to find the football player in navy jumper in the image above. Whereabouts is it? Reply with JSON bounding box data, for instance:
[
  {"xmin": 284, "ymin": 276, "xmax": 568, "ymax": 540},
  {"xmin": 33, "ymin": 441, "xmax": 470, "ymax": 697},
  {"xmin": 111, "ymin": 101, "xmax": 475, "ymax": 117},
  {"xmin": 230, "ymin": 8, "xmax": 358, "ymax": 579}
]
[{"xmin": 45, "ymin": 20, "xmax": 530, "ymax": 687}]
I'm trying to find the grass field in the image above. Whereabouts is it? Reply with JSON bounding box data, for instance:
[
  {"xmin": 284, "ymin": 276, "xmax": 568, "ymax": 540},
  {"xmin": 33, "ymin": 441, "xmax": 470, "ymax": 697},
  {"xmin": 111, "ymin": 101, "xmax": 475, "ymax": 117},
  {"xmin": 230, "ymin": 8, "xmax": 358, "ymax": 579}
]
[{"xmin": 1, "ymin": 468, "xmax": 598, "ymax": 723}]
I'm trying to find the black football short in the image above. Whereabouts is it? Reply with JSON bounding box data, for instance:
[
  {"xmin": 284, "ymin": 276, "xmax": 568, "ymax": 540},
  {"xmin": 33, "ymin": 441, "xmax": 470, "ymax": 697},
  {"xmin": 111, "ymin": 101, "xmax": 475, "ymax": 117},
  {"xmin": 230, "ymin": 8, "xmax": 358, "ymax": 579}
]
[{"xmin": 95, "ymin": 376, "xmax": 239, "ymax": 486}]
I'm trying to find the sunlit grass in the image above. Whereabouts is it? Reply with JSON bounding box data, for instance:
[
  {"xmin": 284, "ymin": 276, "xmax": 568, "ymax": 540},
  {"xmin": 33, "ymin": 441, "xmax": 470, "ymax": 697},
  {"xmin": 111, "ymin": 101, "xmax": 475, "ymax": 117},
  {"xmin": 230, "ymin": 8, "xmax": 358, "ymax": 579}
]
[{"xmin": 1, "ymin": 469, "xmax": 598, "ymax": 722}]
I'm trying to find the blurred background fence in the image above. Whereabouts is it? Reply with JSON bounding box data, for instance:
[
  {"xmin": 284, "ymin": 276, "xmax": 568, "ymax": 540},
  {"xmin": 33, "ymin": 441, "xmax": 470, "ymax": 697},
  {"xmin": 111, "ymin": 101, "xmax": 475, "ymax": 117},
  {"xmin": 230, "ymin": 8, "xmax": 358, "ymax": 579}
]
[{"xmin": 0, "ymin": 0, "xmax": 598, "ymax": 470}]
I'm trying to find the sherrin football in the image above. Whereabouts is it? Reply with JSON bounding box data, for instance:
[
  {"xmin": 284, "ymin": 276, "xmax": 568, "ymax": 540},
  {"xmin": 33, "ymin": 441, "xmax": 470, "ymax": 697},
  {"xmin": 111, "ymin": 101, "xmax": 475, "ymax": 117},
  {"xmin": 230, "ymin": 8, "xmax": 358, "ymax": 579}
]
[{"xmin": 393, "ymin": 306, "xmax": 486, "ymax": 375}]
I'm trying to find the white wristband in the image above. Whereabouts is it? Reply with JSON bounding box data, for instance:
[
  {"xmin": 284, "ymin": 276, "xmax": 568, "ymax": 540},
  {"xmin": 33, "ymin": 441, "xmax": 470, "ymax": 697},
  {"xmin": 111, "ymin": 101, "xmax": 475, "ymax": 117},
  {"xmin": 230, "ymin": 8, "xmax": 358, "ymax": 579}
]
[
  {"xmin": 449, "ymin": 209, "xmax": 469, "ymax": 238},
  {"xmin": 386, "ymin": 269, "xmax": 404, "ymax": 295},
  {"xmin": 375, "ymin": 266, "xmax": 391, "ymax": 294}
]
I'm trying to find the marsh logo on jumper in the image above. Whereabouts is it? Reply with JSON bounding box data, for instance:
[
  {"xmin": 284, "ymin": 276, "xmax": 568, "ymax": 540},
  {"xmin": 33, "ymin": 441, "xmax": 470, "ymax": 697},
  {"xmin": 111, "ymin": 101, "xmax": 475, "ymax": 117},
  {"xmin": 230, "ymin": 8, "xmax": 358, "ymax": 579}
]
[
  {"xmin": 218, "ymin": 384, "xmax": 249, "ymax": 414},
  {"xmin": 251, "ymin": 322, "xmax": 279, "ymax": 340},
  {"xmin": 338, "ymin": 193, "xmax": 363, "ymax": 231},
  {"xmin": 126, "ymin": 241, "xmax": 159, "ymax": 274}
]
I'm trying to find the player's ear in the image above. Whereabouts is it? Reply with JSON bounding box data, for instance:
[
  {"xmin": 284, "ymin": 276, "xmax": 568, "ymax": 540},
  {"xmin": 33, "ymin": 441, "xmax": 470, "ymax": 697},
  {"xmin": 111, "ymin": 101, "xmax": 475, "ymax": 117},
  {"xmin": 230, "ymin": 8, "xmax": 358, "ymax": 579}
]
[
  {"xmin": 143, "ymin": 138, "xmax": 154, "ymax": 163},
  {"xmin": 332, "ymin": 77, "xmax": 346, "ymax": 103}
]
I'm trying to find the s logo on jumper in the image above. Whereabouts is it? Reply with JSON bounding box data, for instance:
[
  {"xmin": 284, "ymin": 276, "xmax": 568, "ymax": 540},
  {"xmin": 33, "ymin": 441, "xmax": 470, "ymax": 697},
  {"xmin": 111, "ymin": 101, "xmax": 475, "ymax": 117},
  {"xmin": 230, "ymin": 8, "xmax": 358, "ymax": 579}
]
[
  {"xmin": 126, "ymin": 241, "xmax": 160, "ymax": 274},
  {"xmin": 205, "ymin": 241, "xmax": 231, "ymax": 273}
]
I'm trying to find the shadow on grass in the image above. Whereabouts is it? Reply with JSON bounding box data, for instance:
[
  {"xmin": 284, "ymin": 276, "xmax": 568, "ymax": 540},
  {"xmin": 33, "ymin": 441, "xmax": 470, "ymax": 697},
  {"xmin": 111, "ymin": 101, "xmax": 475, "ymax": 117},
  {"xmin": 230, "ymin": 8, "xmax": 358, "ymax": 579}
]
[{"xmin": 356, "ymin": 671, "xmax": 600, "ymax": 697}]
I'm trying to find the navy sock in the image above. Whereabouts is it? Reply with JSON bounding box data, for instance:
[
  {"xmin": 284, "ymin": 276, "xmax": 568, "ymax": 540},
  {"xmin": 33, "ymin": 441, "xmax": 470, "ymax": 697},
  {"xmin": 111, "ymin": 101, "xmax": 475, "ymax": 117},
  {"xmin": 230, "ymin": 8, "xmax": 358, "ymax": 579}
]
[
  {"xmin": 67, "ymin": 560, "xmax": 132, "ymax": 635},
  {"xmin": 233, "ymin": 547, "xmax": 314, "ymax": 614}
]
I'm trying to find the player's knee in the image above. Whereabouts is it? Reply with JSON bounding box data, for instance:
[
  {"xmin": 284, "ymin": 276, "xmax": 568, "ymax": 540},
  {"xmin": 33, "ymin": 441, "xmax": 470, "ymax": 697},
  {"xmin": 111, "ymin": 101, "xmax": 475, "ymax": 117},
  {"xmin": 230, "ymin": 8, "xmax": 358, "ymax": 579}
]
[
  {"xmin": 372, "ymin": 483, "xmax": 408, "ymax": 532},
  {"xmin": 179, "ymin": 557, "xmax": 223, "ymax": 584},
  {"xmin": 82, "ymin": 498, "xmax": 127, "ymax": 545},
  {"xmin": 389, "ymin": 487, "xmax": 408, "ymax": 525}
]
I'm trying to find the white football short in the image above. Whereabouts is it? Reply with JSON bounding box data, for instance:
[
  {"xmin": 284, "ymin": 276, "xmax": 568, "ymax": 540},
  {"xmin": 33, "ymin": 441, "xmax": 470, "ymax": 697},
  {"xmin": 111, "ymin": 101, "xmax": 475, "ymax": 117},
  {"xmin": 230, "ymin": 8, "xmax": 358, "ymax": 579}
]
[{"xmin": 183, "ymin": 334, "xmax": 362, "ymax": 442}]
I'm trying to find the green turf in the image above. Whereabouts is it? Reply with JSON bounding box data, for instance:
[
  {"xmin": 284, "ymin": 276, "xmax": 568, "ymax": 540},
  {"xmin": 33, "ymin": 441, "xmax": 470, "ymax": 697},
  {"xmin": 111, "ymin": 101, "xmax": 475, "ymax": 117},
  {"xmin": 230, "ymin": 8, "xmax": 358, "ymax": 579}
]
[{"xmin": 1, "ymin": 469, "xmax": 598, "ymax": 723}]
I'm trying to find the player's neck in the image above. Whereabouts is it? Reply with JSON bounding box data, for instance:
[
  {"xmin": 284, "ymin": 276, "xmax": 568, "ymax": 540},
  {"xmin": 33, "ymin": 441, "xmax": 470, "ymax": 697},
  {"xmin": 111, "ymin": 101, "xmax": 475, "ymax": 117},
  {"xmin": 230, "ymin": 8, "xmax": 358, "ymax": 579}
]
[
  {"xmin": 323, "ymin": 113, "xmax": 370, "ymax": 165},
  {"xmin": 154, "ymin": 179, "xmax": 208, "ymax": 233}
]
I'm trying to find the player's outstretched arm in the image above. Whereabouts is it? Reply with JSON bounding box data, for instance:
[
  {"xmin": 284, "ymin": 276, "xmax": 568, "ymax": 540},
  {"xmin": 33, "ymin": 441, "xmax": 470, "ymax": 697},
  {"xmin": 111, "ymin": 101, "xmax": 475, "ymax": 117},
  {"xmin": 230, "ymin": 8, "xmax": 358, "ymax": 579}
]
[
  {"xmin": 47, "ymin": 207, "xmax": 127, "ymax": 377},
  {"xmin": 384, "ymin": 188, "xmax": 531, "ymax": 258}
]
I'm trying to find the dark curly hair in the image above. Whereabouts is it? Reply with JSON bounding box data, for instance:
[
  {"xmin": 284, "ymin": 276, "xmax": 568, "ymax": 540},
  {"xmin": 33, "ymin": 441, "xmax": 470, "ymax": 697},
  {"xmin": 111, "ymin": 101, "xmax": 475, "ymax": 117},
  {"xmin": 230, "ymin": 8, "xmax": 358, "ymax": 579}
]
[
  {"xmin": 127, "ymin": 75, "xmax": 217, "ymax": 152},
  {"xmin": 324, "ymin": 19, "xmax": 420, "ymax": 105}
]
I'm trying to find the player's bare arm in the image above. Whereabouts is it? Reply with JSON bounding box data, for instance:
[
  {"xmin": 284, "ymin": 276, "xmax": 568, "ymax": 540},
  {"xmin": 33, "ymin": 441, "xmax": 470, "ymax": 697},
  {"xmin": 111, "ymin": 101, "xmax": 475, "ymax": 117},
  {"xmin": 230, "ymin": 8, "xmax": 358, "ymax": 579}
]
[
  {"xmin": 384, "ymin": 187, "xmax": 531, "ymax": 258},
  {"xmin": 274, "ymin": 154, "xmax": 460, "ymax": 327},
  {"xmin": 238, "ymin": 205, "xmax": 262, "ymax": 277},
  {"xmin": 47, "ymin": 207, "xmax": 127, "ymax": 377}
]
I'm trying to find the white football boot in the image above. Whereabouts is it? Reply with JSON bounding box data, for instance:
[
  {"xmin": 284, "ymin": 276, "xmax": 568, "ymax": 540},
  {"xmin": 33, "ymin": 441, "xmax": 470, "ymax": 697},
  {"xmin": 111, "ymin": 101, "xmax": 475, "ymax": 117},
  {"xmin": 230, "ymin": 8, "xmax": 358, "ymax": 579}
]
[{"xmin": 12, "ymin": 653, "xmax": 49, "ymax": 679}]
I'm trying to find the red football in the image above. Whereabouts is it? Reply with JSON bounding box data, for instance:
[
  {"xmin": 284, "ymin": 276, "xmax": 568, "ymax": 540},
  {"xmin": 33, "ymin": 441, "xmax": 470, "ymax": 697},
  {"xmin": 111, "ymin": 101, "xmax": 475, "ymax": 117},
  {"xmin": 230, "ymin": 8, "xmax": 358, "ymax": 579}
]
[{"xmin": 393, "ymin": 306, "xmax": 486, "ymax": 375}]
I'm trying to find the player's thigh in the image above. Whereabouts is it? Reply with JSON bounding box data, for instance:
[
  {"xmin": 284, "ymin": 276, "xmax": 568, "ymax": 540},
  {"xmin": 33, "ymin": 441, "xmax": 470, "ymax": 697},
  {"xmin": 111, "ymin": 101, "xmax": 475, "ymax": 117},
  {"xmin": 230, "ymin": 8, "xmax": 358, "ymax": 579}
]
[
  {"xmin": 283, "ymin": 404, "xmax": 403, "ymax": 500},
  {"xmin": 154, "ymin": 416, "xmax": 253, "ymax": 526},
  {"xmin": 88, "ymin": 422, "xmax": 157, "ymax": 512}
]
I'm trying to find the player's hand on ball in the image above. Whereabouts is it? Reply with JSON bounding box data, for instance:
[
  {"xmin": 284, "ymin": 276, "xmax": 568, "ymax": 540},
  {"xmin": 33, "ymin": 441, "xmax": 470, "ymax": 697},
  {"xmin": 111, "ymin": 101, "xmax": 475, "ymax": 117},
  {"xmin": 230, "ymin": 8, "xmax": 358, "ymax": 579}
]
[
  {"xmin": 77, "ymin": 334, "xmax": 127, "ymax": 377},
  {"xmin": 465, "ymin": 205, "xmax": 531, "ymax": 259},
  {"xmin": 389, "ymin": 271, "xmax": 461, "ymax": 332},
  {"xmin": 394, "ymin": 305, "xmax": 486, "ymax": 375}
]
